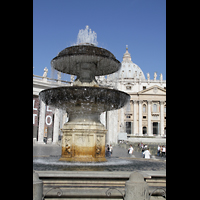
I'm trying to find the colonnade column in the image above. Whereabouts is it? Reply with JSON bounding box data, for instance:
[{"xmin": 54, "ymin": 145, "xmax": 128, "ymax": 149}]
[
  {"xmin": 133, "ymin": 100, "xmax": 137, "ymax": 135},
  {"xmin": 160, "ymin": 101, "xmax": 165, "ymax": 136},
  {"xmin": 38, "ymin": 100, "xmax": 45, "ymax": 143},
  {"xmin": 138, "ymin": 100, "xmax": 143, "ymax": 136},
  {"xmin": 147, "ymin": 100, "xmax": 153, "ymax": 136},
  {"xmin": 52, "ymin": 108, "xmax": 60, "ymax": 144}
]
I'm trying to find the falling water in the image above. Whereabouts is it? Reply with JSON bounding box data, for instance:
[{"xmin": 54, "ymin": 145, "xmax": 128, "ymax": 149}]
[{"xmin": 76, "ymin": 25, "xmax": 98, "ymax": 46}]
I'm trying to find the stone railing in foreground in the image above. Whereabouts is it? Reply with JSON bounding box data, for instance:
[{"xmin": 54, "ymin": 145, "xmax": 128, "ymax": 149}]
[{"xmin": 33, "ymin": 170, "xmax": 166, "ymax": 199}]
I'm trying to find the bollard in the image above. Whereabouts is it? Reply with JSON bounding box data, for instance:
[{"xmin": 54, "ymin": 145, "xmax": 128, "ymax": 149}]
[
  {"xmin": 33, "ymin": 171, "xmax": 43, "ymax": 200},
  {"xmin": 125, "ymin": 171, "xmax": 149, "ymax": 200}
]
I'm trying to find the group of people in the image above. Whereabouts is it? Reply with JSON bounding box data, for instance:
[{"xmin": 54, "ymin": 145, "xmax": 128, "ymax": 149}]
[
  {"xmin": 128, "ymin": 144, "xmax": 151, "ymax": 159},
  {"xmin": 119, "ymin": 140, "xmax": 129, "ymax": 144},
  {"xmin": 106, "ymin": 143, "xmax": 166, "ymax": 159},
  {"xmin": 138, "ymin": 142, "xmax": 148, "ymax": 149},
  {"xmin": 105, "ymin": 144, "xmax": 113, "ymax": 157},
  {"xmin": 138, "ymin": 143, "xmax": 151, "ymax": 158},
  {"xmin": 157, "ymin": 145, "xmax": 166, "ymax": 157}
]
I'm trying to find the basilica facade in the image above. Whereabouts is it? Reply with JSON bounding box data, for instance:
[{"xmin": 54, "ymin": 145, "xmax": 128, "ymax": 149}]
[{"xmin": 33, "ymin": 46, "xmax": 166, "ymax": 145}]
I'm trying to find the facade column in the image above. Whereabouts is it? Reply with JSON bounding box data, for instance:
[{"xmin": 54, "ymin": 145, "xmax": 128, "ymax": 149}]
[
  {"xmin": 160, "ymin": 101, "xmax": 165, "ymax": 136},
  {"xmin": 52, "ymin": 108, "xmax": 60, "ymax": 144},
  {"xmin": 130, "ymin": 100, "xmax": 134, "ymax": 135},
  {"xmin": 106, "ymin": 110, "xmax": 118, "ymax": 144},
  {"xmin": 100, "ymin": 112, "xmax": 106, "ymax": 127},
  {"xmin": 38, "ymin": 100, "xmax": 45, "ymax": 143},
  {"xmin": 138, "ymin": 100, "xmax": 143, "ymax": 136},
  {"xmin": 147, "ymin": 100, "xmax": 153, "ymax": 136},
  {"xmin": 120, "ymin": 107, "xmax": 125, "ymax": 132},
  {"xmin": 133, "ymin": 100, "xmax": 137, "ymax": 135}
]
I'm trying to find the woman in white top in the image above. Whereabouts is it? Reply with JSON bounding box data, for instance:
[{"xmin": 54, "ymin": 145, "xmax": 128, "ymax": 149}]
[
  {"xmin": 143, "ymin": 148, "xmax": 151, "ymax": 159},
  {"xmin": 162, "ymin": 146, "xmax": 166, "ymax": 157},
  {"xmin": 128, "ymin": 145, "xmax": 134, "ymax": 155},
  {"xmin": 109, "ymin": 145, "xmax": 113, "ymax": 156}
]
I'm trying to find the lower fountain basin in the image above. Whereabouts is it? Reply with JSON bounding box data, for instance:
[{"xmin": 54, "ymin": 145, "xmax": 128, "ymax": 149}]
[
  {"xmin": 39, "ymin": 86, "xmax": 130, "ymax": 162},
  {"xmin": 39, "ymin": 86, "xmax": 130, "ymax": 113}
]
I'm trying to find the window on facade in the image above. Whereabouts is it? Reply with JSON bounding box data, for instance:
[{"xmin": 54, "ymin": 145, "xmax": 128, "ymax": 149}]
[
  {"xmin": 153, "ymin": 104, "xmax": 157, "ymax": 113},
  {"xmin": 143, "ymin": 104, "xmax": 146, "ymax": 113},
  {"xmin": 126, "ymin": 86, "xmax": 131, "ymax": 90},
  {"xmin": 143, "ymin": 127, "xmax": 147, "ymax": 135},
  {"xmin": 126, "ymin": 122, "xmax": 132, "ymax": 134},
  {"xmin": 143, "ymin": 86, "xmax": 146, "ymax": 90},
  {"xmin": 153, "ymin": 122, "xmax": 158, "ymax": 135},
  {"xmin": 143, "ymin": 116, "xmax": 146, "ymax": 119}
]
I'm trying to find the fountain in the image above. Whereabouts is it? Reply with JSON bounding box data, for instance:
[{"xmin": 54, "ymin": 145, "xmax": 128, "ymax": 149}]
[{"xmin": 39, "ymin": 26, "xmax": 130, "ymax": 162}]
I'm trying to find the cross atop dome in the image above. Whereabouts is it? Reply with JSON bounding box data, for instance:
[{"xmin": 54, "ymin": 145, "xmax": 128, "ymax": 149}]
[{"xmin": 123, "ymin": 45, "xmax": 131, "ymax": 61}]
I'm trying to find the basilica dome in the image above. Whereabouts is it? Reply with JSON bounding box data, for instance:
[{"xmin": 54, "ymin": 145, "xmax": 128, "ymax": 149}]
[{"xmin": 118, "ymin": 46, "xmax": 145, "ymax": 80}]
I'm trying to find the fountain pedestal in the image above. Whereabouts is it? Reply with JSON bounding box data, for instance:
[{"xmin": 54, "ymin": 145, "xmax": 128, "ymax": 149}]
[
  {"xmin": 59, "ymin": 120, "xmax": 107, "ymax": 162},
  {"xmin": 59, "ymin": 111, "xmax": 107, "ymax": 162}
]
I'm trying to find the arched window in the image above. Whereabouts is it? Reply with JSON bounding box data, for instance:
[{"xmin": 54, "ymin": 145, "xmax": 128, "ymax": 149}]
[
  {"xmin": 143, "ymin": 126, "xmax": 147, "ymax": 135},
  {"xmin": 143, "ymin": 104, "xmax": 146, "ymax": 113}
]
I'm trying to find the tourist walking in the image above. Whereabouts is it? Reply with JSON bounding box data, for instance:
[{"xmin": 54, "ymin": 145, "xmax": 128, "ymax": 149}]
[
  {"xmin": 142, "ymin": 146, "xmax": 145, "ymax": 157},
  {"xmin": 143, "ymin": 148, "xmax": 151, "ymax": 159},
  {"xmin": 128, "ymin": 145, "xmax": 134, "ymax": 156},
  {"xmin": 106, "ymin": 144, "xmax": 111, "ymax": 157},
  {"xmin": 161, "ymin": 145, "xmax": 166, "ymax": 157},
  {"xmin": 109, "ymin": 144, "xmax": 113, "ymax": 157},
  {"xmin": 157, "ymin": 145, "xmax": 160, "ymax": 156}
]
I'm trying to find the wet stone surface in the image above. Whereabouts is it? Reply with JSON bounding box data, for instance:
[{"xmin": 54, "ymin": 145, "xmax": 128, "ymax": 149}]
[
  {"xmin": 33, "ymin": 145, "xmax": 166, "ymax": 171},
  {"xmin": 33, "ymin": 156, "xmax": 166, "ymax": 171}
]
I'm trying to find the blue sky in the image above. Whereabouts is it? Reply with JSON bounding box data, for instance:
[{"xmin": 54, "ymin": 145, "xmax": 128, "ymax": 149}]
[{"xmin": 33, "ymin": 0, "xmax": 166, "ymax": 80}]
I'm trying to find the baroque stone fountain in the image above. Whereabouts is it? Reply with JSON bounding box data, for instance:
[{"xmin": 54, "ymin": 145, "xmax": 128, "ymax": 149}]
[{"xmin": 39, "ymin": 26, "xmax": 130, "ymax": 162}]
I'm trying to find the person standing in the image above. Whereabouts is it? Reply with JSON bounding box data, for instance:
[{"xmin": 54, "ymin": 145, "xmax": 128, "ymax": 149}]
[
  {"xmin": 157, "ymin": 145, "xmax": 160, "ymax": 156},
  {"xmin": 106, "ymin": 144, "xmax": 111, "ymax": 157},
  {"xmin": 109, "ymin": 144, "xmax": 113, "ymax": 157},
  {"xmin": 128, "ymin": 145, "xmax": 134, "ymax": 155},
  {"xmin": 160, "ymin": 146, "xmax": 163, "ymax": 157},
  {"xmin": 162, "ymin": 145, "xmax": 166, "ymax": 157},
  {"xmin": 143, "ymin": 148, "xmax": 151, "ymax": 159}
]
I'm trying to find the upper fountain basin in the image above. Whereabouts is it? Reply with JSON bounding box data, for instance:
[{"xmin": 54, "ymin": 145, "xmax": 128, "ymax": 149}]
[
  {"xmin": 51, "ymin": 45, "xmax": 121, "ymax": 76},
  {"xmin": 39, "ymin": 86, "xmax": 130, "ymax": 114}
]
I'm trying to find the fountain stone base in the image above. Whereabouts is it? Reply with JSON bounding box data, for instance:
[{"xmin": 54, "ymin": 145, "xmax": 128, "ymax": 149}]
[{"xmin": 59, "ymin": 114, "xmax": 107, "ymax": 162}]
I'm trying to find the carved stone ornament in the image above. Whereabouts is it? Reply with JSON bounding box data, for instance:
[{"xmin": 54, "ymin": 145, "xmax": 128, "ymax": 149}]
[
  {"xmin": 64, "ymin": 137, "xmax": 71, "ymax": 155},
  {"xmin": 96, "ymin": 135, "xmax": 104, "ymax": 156},
  {"xmin": 153, "ymin": 87, "xmax": 158, "ymax": 93}
]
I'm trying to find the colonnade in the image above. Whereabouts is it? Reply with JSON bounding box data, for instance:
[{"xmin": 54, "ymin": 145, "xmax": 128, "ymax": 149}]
[{"xmin": 33, "ymin": 98, "xmax": 66, "ymax": 144}]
